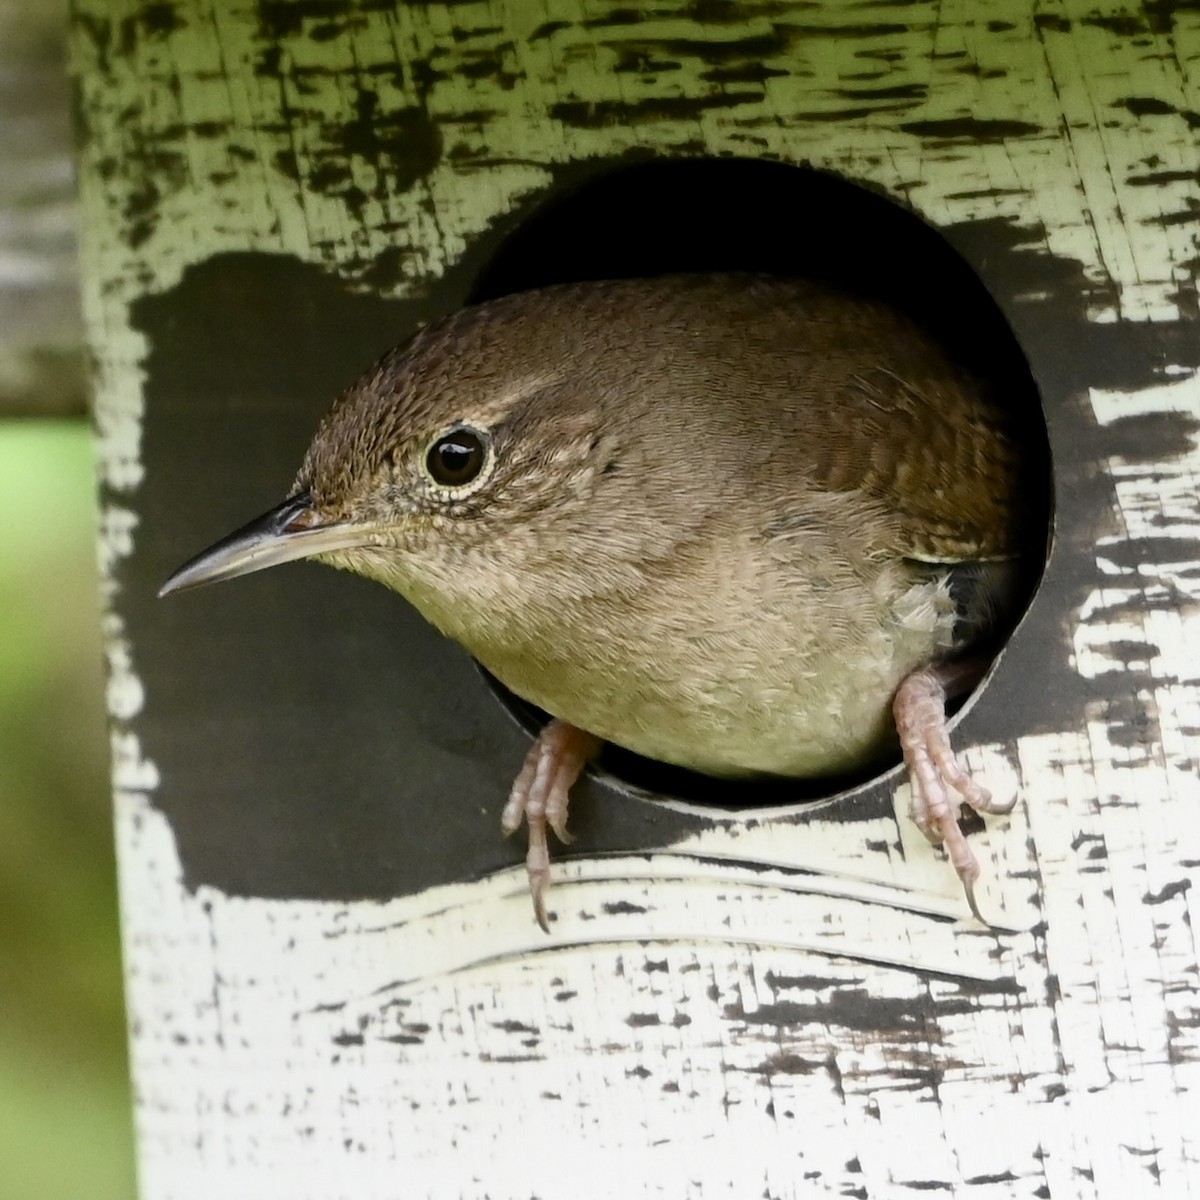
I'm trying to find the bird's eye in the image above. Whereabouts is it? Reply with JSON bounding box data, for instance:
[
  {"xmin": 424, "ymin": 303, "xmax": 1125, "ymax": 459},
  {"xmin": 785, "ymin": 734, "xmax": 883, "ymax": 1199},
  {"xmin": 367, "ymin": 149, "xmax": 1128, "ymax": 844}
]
[{"xmin": 426, "ymin": 427, "xmax": 488, "ymax": 488}]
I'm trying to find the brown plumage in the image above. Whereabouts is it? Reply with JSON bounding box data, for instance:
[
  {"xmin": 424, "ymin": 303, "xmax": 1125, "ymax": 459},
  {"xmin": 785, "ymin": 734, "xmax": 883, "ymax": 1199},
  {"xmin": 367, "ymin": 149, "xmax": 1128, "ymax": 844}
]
[{"xmin": 162, "ymin": 273, "xmax": 1035, "ymax": 929}]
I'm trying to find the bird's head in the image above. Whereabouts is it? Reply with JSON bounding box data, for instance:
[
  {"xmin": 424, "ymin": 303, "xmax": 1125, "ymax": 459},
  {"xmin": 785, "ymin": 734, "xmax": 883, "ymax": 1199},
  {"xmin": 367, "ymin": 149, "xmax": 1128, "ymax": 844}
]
[{"xmin": 159, "ymin": 289, "xmax": 636, "ymax": 629}]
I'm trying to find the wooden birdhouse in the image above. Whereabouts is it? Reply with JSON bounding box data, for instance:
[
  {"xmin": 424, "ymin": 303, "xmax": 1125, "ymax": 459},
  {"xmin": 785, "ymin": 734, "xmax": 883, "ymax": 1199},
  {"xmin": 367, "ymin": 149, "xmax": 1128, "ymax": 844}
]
[{"xmin": 75, "ymin": 1, "xmax": 1199, "ymax": 1195}]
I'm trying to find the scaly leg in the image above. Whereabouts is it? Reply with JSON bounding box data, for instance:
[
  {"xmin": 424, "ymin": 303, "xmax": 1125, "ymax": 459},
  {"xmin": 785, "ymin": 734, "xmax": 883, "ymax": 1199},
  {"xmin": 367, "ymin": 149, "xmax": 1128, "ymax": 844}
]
[
  {"xmin": 893, "ymin": 661, "xmax": 1016, "ymax": 921},
  {"xmin": 500, "ymin": 720, "xmax": 602, "ymax": 932}
]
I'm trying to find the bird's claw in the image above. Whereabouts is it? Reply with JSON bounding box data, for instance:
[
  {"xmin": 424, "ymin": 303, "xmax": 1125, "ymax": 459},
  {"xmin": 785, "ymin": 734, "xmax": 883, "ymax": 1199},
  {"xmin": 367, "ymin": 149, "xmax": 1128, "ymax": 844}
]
[
  {"xmin": 501, "ymin": 720, "xmax": 600, "ymax": 932},
  {"xmin": 894, "ymin": 666, "xmax": 1016, "ymax": 923}
]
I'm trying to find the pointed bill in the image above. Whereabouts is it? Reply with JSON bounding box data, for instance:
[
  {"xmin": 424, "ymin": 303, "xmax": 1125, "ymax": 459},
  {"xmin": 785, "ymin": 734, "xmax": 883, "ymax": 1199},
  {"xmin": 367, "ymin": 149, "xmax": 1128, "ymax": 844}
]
[{"xmin": 159, "ymin": 493, "xmax": 373, "ymax": 597}]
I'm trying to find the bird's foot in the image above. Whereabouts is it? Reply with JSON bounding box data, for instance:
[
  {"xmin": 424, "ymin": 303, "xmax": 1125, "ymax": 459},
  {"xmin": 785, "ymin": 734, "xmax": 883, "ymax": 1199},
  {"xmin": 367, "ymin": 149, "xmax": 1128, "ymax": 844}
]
[
  {"xmin": 500, "ymin": 720, "xmax": 602, "ymax": 932},
  {"xmin": 893, "ymin": 663, "xmax": 1016, "ymax": 922}
]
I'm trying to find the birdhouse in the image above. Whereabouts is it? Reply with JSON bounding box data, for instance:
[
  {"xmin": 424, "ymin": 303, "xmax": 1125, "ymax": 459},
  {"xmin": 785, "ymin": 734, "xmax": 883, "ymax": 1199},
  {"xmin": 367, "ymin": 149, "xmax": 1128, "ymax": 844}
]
[{"xmin": 77, "ymin": 2, "xmax": 1199, "ymax": 1196}]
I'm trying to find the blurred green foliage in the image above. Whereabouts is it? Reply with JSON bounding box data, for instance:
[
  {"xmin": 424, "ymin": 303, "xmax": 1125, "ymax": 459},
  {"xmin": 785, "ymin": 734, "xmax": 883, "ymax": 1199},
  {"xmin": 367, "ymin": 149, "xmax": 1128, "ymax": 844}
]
[{"xmin": 0, "ymin": 422, "xmax": 135, "ymax": 1200}]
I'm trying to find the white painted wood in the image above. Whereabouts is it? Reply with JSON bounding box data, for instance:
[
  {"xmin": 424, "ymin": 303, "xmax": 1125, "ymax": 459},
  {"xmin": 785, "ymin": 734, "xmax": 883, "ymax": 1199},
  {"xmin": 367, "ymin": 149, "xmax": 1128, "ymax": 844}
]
[{"xmin": 77, "ymin": 1, "xmax": 1200, "ymax": 1195}]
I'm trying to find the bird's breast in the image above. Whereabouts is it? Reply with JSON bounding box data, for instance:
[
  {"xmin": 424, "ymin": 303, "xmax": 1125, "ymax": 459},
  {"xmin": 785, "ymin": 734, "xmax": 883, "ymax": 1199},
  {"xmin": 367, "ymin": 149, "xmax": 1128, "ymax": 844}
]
[{"xmin": 466, "ymin": 561, "xmax": 960, "ymax": 780}]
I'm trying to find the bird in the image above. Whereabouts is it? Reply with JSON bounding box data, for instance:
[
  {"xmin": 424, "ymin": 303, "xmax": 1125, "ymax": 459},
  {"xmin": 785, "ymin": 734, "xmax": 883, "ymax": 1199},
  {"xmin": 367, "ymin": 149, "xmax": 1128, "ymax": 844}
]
[{"xmin": 160, "ymin": 273, "xmax": 1034, "ymax": 931}]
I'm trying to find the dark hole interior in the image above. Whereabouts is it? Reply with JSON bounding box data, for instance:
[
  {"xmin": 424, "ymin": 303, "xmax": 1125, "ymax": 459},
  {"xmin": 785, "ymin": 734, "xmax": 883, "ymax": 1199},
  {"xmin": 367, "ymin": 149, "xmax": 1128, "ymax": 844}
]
[{"xmin": 465, "ymin": 157, "xmax": 1051, "ymax": 808}]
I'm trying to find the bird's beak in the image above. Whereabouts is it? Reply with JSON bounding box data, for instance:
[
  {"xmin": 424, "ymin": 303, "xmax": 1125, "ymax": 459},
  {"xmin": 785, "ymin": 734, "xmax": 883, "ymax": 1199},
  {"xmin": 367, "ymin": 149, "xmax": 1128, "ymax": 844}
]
[{"xmin": 159, "ymin": 492, "xmax": 373, "ymax": 598}]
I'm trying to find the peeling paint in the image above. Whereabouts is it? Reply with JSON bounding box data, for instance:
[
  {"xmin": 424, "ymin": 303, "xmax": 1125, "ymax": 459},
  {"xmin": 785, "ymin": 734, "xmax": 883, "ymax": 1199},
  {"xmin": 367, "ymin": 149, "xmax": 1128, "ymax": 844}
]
[{"xmin": 74, "ymin": 0, "xmax": 1200, "ymax": 1196}]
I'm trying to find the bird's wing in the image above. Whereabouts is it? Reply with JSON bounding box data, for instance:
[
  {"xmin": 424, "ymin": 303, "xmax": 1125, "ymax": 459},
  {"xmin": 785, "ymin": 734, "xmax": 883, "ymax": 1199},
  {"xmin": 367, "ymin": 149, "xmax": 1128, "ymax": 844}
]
[
  {"xmin": 829, "ymin": 361, "xmax": 1029, "ymax": 565},
  {"xmin": 652, "ymin": 274, "xmax": 1038, "ymax": 568}
]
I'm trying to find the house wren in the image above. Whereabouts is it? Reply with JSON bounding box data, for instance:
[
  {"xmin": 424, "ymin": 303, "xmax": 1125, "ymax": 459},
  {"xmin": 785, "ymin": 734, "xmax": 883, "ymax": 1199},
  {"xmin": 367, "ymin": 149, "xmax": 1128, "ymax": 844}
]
[{"xmin": 161, "ymin": 274, "xmax": 1034, "ymax": 930}]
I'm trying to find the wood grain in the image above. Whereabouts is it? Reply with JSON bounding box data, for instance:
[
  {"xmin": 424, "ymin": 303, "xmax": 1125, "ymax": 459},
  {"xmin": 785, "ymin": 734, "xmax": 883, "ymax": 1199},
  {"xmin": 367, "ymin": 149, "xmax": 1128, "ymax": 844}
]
[
  {"xmin": 0, "ymin": 0, "xmax": 85, "ymax": 417},
  {"xmin": 75, "ymin": 1, "xmax": 1200, "ymax": 1196}
]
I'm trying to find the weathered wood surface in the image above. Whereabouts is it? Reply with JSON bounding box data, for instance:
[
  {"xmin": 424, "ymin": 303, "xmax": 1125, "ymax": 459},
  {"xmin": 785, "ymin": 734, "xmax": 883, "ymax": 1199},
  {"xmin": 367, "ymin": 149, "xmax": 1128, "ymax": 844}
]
[
  {"xmin": 76, "ymin": 1, "xmax": 1200, "ymax": 1197},
  {"xmin": 0, "ymin": 0, "xmax": 85, "ymax": 417}
]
